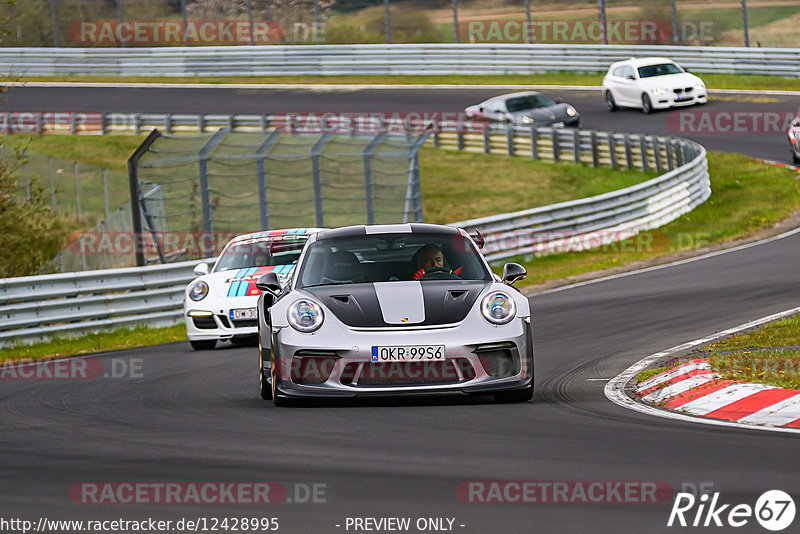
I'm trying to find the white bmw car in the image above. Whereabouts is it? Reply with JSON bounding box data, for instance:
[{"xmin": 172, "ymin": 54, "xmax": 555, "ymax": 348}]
[
  {"xmin": 602, "ymin": 57, "xmax": 707, "ymax": 114},
  {"xmin": 184, "ymin": 228, "xmax": 322, "ymax": 350}
]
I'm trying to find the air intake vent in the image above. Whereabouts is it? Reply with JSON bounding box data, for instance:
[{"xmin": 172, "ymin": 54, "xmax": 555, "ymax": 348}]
[
  {"xmin": 448, "ymin": 290, "xmax": 468, "ymax": 299},
  {"xmin": 331, "ymin": 295, "xmax": 350, "ymax": 304}
]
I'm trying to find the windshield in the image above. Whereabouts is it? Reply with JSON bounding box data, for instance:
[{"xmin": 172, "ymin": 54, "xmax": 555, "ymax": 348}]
[
  {"xmin": 637, "ymin": 63, "xmax": 683, "ymax": 78},
  {"xmin": 297, "ymin": 232, "xmax": 492, "ymax": 287},
  {"xmin": 505, "ymin": 94, "xmax": 556, "ymax": 113},
  {"xmin": 213, "ymin": 237, "xmax": 308, "ymax": 272}
]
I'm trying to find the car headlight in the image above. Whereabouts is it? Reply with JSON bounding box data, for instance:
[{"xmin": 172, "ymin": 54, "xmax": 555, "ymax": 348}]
[
  {"xmin": 481, "ymin": 292, "xmax": 516, "ymax": 325},
  {"xmin": 566, "ymin": 106, "xmax": 577, "ymax": 117},
  {"xmin": 520, "ymin": 115, "xmax": 534, "ymax": 124},
  {"xmin": 188, "ymin": 281, "xmax": 209, "ymax": 301},
  {"xmin": 287, "ymin": 299, "xmax": 324, "ymax": 333},
  {"xmin": 651, "ymin": 88, "xmax": 668, "ymax": 96}
]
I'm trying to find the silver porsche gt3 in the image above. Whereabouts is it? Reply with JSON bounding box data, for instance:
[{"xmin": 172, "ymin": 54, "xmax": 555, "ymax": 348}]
[{"xmin": 256, "ymin": 223, "xmax": 533, "ymax": 406}]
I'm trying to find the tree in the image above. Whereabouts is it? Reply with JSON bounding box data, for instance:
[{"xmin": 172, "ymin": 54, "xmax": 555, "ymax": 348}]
[{"xmin": 0, "ymin": 148, "xmax": 85, "ymax": 276}]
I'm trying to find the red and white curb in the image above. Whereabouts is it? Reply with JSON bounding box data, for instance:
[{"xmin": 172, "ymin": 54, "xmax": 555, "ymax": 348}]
[
  {"xmin": 636, "ymin": 358, "xmax": 800, "ymax": 428},
  {"xmin": 605, "ymin": 306, "xmax": 800, "ymax": 435}
]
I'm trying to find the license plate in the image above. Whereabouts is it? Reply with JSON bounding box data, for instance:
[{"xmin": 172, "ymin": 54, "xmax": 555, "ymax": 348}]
[
  {"xmin": 231, "ymin": 308, "xmax": 258, "ymax": 320},
  {"xmin": 551, "ymin": 121, "xmax": 564, "ymax": 128},
  {"xmin": 371, "ymin": 345, "xmax": 445, "ymax": 362}
]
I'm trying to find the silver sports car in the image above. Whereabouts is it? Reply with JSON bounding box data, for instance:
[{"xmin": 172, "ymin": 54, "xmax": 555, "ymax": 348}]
[
  {"xmin": 465, "ymin": 91, "xmax": 580, "ymax": 128},
  {"xmin": 256, "ymin": 223, "xmax": 533, "ymax": 406}
]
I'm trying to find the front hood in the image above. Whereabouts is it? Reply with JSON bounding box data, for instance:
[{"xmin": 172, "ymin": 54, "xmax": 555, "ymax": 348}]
[
  {"xmin": 639, "ymin": 72, "xmax": 702, "ymax": 90},
  {"xmin": 303, "ymin": 280, "xmax": 490, "ymax": 328},
  {"xmin": 209, "ymin": 265, "xmax": 296, "ymax": 298}
]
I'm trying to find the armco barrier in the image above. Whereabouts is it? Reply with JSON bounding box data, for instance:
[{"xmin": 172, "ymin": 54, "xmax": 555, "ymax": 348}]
[
  {"xmin": 445, "ymin": 124, "xmax": 710, "ymax": 262},
  {"xmin": 0, "ymin": 126, "xmax": 709, "ymax": 347},
  {"xmin": 0, "ymin": 44, "xmax": 798, "ymax": 77},
  {"xmin": 0, "ymin": 259, "xmax": 208, "ymax": 346}
]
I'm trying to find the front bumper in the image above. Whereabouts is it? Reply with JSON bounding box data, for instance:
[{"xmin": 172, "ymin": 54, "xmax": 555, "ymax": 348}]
[
  {"xmin": 185, "ymin": 309, "xmax": 258, "ymax": 341},
  {"xmin": 266, "ymin": 318, "xmax": 534, "ymax": 398},
  {"xmin": 652, "ymin": 90, "xmax": 707, "ymax": 109}
]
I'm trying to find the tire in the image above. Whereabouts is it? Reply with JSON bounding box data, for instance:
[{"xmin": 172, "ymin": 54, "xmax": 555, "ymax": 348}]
[
  {"xmin": 494, "ymin": 384, "xmax": 534, "ymax": 403},
  {"xmin": 605, "ymin": 90, "xmax": 618, "ymax": 111},
  {"xmin": 259, "ymin": 343, "xmax": 272, "ymax": 400},
  {"xmin": 190, "ymin": 339, "xmax": 216, "ymax": 350},
  {"xmin": 793, "ymin": 149, "xmax": 800, "ymax": 164},
  {"xmin": 641, "ymin": 93, "xmax": 653, "ymax": 114}
]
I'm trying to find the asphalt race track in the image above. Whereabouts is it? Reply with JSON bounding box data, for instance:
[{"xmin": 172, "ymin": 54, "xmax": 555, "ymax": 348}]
[
  {"xmin": 2, "ymin": 84, "xmax": 800, "ymax": 533},
  {"xmin": 2, "ymin": 85, "xmax": 799, "ymax": 162}
]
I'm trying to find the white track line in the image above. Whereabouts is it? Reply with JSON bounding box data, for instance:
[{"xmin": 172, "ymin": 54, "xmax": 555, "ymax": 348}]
[{"xmin": 604, "ymin": 306, "xmax": 800, "ymax": 434}]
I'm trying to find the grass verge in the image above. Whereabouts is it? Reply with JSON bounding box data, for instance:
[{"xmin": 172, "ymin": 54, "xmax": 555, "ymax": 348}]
[
  {"xmin": 0, "ymin": 325, "xmax": 186, "ymax": 362},
  {"xmin": 636, "ymin": 366, "xmax": 667, "ymax": 384},
  {"xmin": 1, "ymin": 134, "xmax": 146, "ymax": 173},
  {"xmin": 6, "ymin": 73, "xmax": 800, "ymax": 91},
  {"xmin": 706, "ymin": 316, "xmax": 800, "ymax": 389}
]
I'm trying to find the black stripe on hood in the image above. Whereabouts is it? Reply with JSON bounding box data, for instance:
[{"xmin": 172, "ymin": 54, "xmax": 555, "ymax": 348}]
[{"xmin": 304, "ymin": 280, "xmax": 489, "ymax": 327}]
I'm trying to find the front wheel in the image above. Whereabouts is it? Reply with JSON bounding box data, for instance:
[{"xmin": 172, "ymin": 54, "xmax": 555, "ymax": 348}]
[
  {"xmin": 792, "ymin": 148, "xmax": 800, "ymax": 164},
  {"xmin": 190, "ymin": 339, "xmax": 216, "ymax": 350},
  {"xmin": 641, "ymin": 93, "xmax": 653, "ymax": 114},
  {"xmin": 494, "ymin": 384, "xmax": 534, "ymax": 403},
  {"xmin": 605, "ymin": 91, "xmax": 618, "ymax": 111}
]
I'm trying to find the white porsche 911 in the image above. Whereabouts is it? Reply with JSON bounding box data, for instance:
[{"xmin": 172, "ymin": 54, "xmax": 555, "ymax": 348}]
[
  {"xmin": 254, "ymin": 223, "xmax": 534, "ymax": 406},
  {"xmin": 184, "ymin": 228, "xmax": 322, "ymax": 350},
  {"xmin": 602, "ymin": 57, "xmax": 707, "ymax": 114}
]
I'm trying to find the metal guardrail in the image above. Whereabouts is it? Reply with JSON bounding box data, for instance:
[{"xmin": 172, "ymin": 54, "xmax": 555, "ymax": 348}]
[
  {"xmin": 0, "ymin": 44, "xmax": 799, "ymax": 77},
  {"xmin": 0, "ymin": 258, "xmax": 207, "ymax": 346},
  {"xmin": 445, "ymin": 123, "xmax": 709, "ymax": 262},
  {"xmin": 0, "ymin": 125, "xmax": 709, "ymax": 347}
]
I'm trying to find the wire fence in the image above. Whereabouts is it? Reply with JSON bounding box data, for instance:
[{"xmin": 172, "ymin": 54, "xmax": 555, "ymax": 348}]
[
  {"xmin": 2, "ymin": 146, "xmax": 127, "ymax": 223},
  {"xmin": 128, "ymin": 128, "xmax": 428, "ymax": 265},
  {"xmin": 0, "ymin": 0, "xmax": 772, "ymax": 49}
]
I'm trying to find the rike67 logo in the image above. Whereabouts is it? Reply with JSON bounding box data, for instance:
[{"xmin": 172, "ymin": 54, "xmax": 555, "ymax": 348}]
[{"xmin": 668, "ymin": 490, "xmax": 795, "ymax": 531}]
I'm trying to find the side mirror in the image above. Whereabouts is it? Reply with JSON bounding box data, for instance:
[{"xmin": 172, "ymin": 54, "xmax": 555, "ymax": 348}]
[
  {"xmin": 683, "ymin": 66, "xmax": 690, "ymax": 72},
  {"xmin": 193, "ymin": 263, "xmax": 209, "ymax": 276},
  {"xmin": 502, "ymin": 262, "xmax": 527, "ymax": 285},
  {"xmin": 626, "ymin": 75, "xmax": 636, "ymax": 80},
  {"xmin": 255, "ymin": 272, "xmax": 282, "ymax": 295},
  {"xmin": 554, "ymin": 97, "xmax": 564, "ymax": 104}
]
